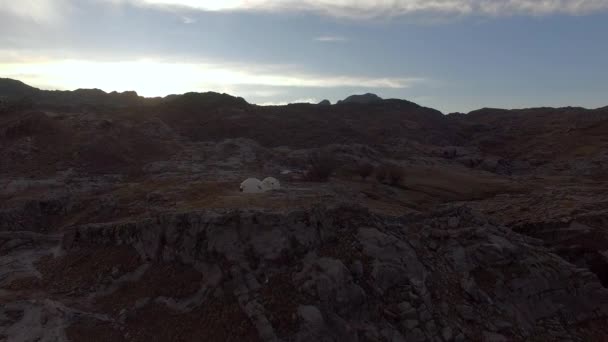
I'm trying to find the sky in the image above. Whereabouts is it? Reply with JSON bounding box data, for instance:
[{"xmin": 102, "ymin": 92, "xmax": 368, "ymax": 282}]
[{"xmin": 1, "ymin": 0, "xmax": 607, "ymax": 113}]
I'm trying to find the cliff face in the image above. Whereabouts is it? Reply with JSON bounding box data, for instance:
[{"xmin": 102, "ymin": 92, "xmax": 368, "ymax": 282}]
[{"xmin": 3, "ymin": 205, "xmax": 607, "ymax": 341}]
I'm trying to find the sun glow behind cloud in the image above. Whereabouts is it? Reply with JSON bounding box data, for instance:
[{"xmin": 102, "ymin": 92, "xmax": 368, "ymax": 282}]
[{"xmin": 0, "ymin": 59, "xmax": 422, "ymax": 97}]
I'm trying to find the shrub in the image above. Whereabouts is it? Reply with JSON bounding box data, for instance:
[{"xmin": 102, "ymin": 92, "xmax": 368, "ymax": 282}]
[
  {"xmin": 306, "ymin": 151, "xmax": 336, "ymax": 182},
  {"xmin": 376, "ymin": 163, "xmax": 404, "ymax": 186},
  {"xmin": 387, "ymin": 164, "xmax": 404, "ymax": 185},
  {"xmin": 375, "ymin": 166, "xmax": 387, "ymax": 183},
  {"xmin": 357, "ymin": 163, "xmax": 374, "ymax": 180}
]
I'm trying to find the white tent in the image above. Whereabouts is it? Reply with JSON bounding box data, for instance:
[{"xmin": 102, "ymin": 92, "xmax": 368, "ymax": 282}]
[
  {"xmin": 262, "ymin": 177, "xmax": 281, "ymax": 191},
  {"xmin": 240, "ymin": 178, "xmax": 265, "ymax": 193}
]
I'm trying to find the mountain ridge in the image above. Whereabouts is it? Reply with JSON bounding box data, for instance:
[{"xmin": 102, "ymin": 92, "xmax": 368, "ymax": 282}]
[{"xmin": 3, "ymin": 78, "xmax": 606, "ymax": 113}]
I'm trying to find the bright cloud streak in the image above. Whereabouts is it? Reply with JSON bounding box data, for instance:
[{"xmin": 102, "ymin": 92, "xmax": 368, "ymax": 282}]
[
  {"xmin": 0, "ymin": 59, "xmax": 422, "ymax": 97},
  {"xmin": 314, "ymin": 36, "xmax": 349, "ymax": 42},
  {"xmin": 257, "ymin": 98, "xmax": 319, "ymax": 106},
  {"xmin": 129, "ymin": 0, "xmax": 608, "ymax": 17}
]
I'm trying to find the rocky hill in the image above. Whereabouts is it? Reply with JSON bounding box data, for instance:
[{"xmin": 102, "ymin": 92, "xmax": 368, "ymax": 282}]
[
  {"xmin": 1, "ymin": 79, "xmax": 608, "ymax": 341},
  {"xmin": 337, "ymin": 93, "xmax": 383, "ymax": 104},
  {"xmin": 0, "ymin": 78, "xmax": 162, "ymax": 108}
]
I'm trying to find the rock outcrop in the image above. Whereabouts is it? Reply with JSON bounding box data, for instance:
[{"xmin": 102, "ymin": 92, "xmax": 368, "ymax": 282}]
[{"xmin": 1, "ymin": 205, "xmax": 601, "ymax": 341}]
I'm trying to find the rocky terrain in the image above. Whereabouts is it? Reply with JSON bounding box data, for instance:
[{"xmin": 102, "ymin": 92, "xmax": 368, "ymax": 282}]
[{"xmin": 1, "ymin": 78, "xmax": 608, "ymax": 341}]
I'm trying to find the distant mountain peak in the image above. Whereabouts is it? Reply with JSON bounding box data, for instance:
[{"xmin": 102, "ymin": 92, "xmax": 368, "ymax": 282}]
[
  {"xmin": 161, "ymin": 91, "xmax": 249, "ymax": 111},
  {"xmin": 338, "ymin": 93, "xmax": 383, "ymax": 105}
]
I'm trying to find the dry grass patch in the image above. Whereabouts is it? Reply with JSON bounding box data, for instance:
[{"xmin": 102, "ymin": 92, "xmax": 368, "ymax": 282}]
[{"xmin": 399, "ymin": 165, "xmax": 520, "ymax": 202}]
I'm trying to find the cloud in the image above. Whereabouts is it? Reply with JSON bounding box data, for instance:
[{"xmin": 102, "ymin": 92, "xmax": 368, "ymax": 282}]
[
  {"xmin": 0, "ymin": 0, "xmax": 70, "ymax": 24},
  {"xmin": 125, "ymin": 0, "xmax": 608, "ymax": 17},
  {"xmin": 257, "ymin": 98, "xmax": 319, "ymax": 106},
  {"xmin": 181, "ymin": 16, "xmax": 196, "ymax": 24},
  {"xmin": 2, "ymin": 0, "xmax": 607, "ymax": 28},
  {"xmin": 314, "ymin": 36, "xmax": 348, "ymax": 43},
  {"xmin": 4, "ymin": 0, "xmax": 605, "ymax": 28},
  {"xmin": 0, "ymin": 57, "xmax": 425, "ymax": 97},
  {"xmin": 244, "ymin": 89, "xmax": 285, "ymax": 98}
]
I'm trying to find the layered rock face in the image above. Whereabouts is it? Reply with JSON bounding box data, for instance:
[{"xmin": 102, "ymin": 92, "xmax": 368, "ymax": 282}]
[{"xmin": 3, "ymin": 205, "xmax": 607, "ymax": 341}]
